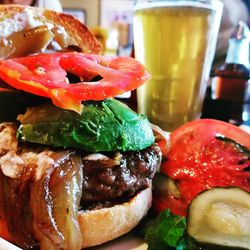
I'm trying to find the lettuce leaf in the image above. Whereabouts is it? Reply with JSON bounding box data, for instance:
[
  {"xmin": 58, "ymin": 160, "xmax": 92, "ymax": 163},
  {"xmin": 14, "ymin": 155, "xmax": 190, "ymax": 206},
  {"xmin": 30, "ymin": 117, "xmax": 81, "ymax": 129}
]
[{"xmin": 145, "ymin": 209, "xmax": 186, "ymax": 250}]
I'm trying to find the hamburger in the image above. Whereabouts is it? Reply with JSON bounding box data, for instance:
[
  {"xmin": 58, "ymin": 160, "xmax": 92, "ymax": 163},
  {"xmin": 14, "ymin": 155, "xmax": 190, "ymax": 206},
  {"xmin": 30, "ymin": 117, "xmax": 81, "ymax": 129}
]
[{"xmin": 0, "ymin": 5, "xmax": 162, "ymax": 250}]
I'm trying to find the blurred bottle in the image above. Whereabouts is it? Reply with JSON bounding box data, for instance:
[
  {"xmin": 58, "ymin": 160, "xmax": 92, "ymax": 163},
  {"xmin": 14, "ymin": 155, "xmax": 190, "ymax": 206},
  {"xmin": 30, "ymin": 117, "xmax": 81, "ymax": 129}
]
[{"xmin": 202, "ymin": 21, "xmax": 250, "ymax": 125}]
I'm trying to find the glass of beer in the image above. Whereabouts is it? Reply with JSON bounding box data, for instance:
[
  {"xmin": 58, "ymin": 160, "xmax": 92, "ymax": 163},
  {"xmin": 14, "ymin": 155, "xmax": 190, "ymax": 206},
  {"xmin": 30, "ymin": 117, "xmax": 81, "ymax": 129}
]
[{"xmin": 133, "ymin": 0, "xmax": 223, "ymax": 131}]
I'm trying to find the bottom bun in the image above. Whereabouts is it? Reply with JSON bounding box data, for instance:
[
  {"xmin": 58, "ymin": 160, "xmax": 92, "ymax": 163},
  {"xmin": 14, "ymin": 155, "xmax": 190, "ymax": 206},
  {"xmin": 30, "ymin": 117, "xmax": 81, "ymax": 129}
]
[
  {"xmin": 79, "ymin": 187, "xmax": 152, "ymax": 248},
  {"xmin": 0, "ymin": 188, "xmax": 152, "ymax": 248}
]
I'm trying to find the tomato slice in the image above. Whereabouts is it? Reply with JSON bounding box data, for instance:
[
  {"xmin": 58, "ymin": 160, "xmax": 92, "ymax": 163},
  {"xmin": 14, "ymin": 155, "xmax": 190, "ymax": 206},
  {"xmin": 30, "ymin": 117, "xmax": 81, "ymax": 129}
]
[
  {"xmin": 154, "ymin": 119, "xmax": 250, "ymax": 216},
  {"xmin": 0, "ymin": 53, "xmax": 150, "ymax": 113}
]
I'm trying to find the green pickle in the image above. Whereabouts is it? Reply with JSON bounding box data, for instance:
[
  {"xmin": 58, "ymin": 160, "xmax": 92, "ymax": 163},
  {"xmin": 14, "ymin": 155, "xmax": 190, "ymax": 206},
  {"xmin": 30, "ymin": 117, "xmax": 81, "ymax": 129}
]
[
  {"xmin": 186, "ymin": 187, "xmax": 250, "ymax": 250},
  {"xmin": 17, "ymin": 99, "xmax": 155, "ymax": 152}
]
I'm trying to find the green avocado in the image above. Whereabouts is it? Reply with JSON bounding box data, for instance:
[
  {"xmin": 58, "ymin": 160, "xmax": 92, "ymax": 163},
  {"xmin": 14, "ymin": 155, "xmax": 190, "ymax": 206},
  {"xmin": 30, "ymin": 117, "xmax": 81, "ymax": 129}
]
[{"xmin": 17, "ymin": 99, "xmax": 155, "ymax": 152}]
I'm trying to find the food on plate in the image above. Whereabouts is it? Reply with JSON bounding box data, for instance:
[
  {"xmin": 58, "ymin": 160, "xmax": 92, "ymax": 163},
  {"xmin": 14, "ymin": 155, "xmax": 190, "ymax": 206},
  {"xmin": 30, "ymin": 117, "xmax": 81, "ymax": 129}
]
[
  {"xmin": 144, "ymin": 208, "xmax": 186, "ymax": 249},
  {"xmin": 187, "ymin": 187, "xmax": 250, "ymax": 249},
  {"xmin": 154, "ymin": 119, "xmax": 250, "ymax": 216},
  {"xmin": 0, "ymin": 5, "xmax": 162, "ymax": 250},
  {"xmin": 150, "ymin": 119, "xmax": 250, "ymax": 249}
]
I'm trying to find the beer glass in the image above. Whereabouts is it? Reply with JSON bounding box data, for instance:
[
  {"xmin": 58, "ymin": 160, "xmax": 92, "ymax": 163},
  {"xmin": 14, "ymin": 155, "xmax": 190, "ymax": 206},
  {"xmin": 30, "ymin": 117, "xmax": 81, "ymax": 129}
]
[{"xmin": 133, "ymin": 0, "xmax": 223, "ymax": 131}]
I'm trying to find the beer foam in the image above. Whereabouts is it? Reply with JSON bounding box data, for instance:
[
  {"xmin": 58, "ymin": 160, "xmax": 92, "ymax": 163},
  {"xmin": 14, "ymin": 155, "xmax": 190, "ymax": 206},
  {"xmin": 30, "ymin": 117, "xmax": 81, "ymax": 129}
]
[{"xmin": 134, "ymin": 0, "xmax": 222, "ymax": 12}]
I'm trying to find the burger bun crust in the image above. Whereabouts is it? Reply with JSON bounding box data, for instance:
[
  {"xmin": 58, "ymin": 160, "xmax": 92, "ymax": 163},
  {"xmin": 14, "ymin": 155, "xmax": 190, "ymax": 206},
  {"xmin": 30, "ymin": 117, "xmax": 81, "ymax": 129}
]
[
  {"xmin": 79, "ymin": 187, "xmax": 152, "ymax": 248},
  {"xmin": 0, "ymin": 4, "xmax": 101, "ymax": 54}
]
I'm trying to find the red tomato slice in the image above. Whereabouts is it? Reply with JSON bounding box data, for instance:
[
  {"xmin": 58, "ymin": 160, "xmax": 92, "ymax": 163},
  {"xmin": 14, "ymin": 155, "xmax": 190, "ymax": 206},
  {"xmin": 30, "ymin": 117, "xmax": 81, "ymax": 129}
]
[
  {"xmin": 0, "ymin": 53, "xmax": 150, "ymax": 113},
  {"xmin": 154, "ymin": 119, "xmax": 250, "ymax": 216}
]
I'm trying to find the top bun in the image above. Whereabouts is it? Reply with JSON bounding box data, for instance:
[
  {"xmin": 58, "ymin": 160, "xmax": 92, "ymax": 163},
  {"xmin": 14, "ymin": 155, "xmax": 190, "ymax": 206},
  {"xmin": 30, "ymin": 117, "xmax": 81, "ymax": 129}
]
[{"xmin": 0, "ymin": 4, "xmax": 101, "ymax": 56}]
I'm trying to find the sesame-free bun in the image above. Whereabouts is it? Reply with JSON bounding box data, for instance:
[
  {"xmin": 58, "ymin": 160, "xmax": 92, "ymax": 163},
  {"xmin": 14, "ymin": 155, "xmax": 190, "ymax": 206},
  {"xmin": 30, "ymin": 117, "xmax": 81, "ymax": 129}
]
[
  {"xmin": 0, "ymin": 4, "xmax": 101, "ymax": 55},
  {"xmin": 79, "ymin": 187, "xmax": 152, "ymax": 248},
  {"xmin": 0, "ymin": 187, "xmax": 152, "ymax": 248}
]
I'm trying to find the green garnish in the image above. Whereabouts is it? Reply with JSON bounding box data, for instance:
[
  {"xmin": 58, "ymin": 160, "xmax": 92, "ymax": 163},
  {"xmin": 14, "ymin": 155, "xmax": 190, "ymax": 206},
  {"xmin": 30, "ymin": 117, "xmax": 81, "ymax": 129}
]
[
  {"xmin": 145, "ymin": 209, "xmax": 186, "ymax": 250},
  {"xmin": 177, "ymin": 236, "xmax": 205, "ymax": 250}
]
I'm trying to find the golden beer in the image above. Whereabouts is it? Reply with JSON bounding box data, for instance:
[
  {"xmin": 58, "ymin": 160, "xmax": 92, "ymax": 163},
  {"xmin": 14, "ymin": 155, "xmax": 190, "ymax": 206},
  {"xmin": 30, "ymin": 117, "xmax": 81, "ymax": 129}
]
[{"xmin": 133, "ymin": 0, "xmax": 223, "ymax": 131}]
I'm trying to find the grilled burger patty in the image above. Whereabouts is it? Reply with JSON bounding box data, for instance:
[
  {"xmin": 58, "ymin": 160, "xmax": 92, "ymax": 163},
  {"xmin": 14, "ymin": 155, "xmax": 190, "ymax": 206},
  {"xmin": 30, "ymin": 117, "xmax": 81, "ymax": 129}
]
[
  {"xmin": 82, "ymin": 144, "xmax": 161, "ymax": 206},
  {"xmin": 0, "ymin": 122, "xmax": 161, "ymax": 207}
]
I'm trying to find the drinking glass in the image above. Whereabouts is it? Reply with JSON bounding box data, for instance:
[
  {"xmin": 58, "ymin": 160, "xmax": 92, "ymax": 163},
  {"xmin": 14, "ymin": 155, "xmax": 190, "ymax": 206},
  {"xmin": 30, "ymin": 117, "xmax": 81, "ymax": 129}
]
[{"xmin": 133, "ymin": 0, "xmax": 223, "ymax": 131}]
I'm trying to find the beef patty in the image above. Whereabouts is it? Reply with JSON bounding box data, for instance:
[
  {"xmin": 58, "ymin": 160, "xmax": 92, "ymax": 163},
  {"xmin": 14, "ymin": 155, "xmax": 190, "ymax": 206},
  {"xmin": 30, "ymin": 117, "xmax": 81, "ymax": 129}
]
[
  {"xmin": 0, "ymin": 122, "xmax": 161, "ymax": 210},
  {"xmin": 82, "ymin": 144, "xmax": 161, "ymax": 206}
]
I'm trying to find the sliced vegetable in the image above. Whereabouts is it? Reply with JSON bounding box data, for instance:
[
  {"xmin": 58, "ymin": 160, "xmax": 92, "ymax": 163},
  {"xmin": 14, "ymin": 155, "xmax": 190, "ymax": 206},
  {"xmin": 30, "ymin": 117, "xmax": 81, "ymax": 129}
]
[
  {"xmin": 187, "ymin": 187, "xmax": 250, "ymax": 250},
  {"xmin": 0, "ymin": 161, "xmax": 36, "ymax": 248},
  {"xmin": 0, "ymin": 147, "xmax": 83, "ymax": 250},
  {"xmin": 154, "ymin": 119, "xmax": 250, "ymax": 216},
  {"xmin": 17, "ymin": 99, "xmax": 154, "ymax": 152},
  {"xmin": 0, "ymin": 53, "xmax": 150, "ymax": 113},
  {"xmin": 31, "ymin": 152, "xmax": 83, "ymax": 250},
  {"xmin": 153, "ymin": 173, "xmax": 180, "ymax": 200},
  {"xmin": 145, "ymin": 209, "xmax": 186, "ymax": 250},
  {"xmin": 0, "ymin": 25, "xmax": 54, "ymax": 59}
]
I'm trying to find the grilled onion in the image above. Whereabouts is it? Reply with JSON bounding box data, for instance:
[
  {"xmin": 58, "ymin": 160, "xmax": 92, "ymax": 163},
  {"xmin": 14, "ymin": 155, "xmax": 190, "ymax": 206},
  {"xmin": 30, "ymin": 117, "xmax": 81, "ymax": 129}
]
[
  {"xmin": 0, "ymin": 165, "xmax": 37, "ymax": 248},
  {"xmin": 31, "ymin": 151, "xmax": 83, "ymax": 250},
  {"xmin": 0, "ymin": 25, "xmax": 54, "ymax": 58},
  {"xmin": 0, "ymin": 149, "xmax": 83, "ymax": 250}
]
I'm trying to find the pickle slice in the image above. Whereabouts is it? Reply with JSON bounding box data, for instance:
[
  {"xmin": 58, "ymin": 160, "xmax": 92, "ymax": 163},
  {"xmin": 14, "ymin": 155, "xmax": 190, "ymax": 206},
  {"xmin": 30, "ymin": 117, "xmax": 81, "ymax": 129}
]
[{"xmin": 187, "ymin": 187, "xmax": 250, "ymax": 249}]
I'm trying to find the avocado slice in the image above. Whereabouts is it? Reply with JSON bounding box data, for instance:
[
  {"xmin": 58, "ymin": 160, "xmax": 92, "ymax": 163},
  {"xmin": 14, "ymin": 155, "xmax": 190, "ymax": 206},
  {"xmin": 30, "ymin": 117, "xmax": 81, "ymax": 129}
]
[{"xmin": 17, "ymin": 99, "xmax": 155, "ymax": 152}]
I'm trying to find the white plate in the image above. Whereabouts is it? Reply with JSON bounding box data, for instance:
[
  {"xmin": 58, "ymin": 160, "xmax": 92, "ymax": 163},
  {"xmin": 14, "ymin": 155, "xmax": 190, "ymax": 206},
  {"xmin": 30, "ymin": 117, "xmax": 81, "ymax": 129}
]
[
  {"xmin": 0, "ymin": 238, "xmax": 22, "ymax": 250},
  {"xmin": 0, "ymin": 233, "xmax": 147, "ymax": 250}
]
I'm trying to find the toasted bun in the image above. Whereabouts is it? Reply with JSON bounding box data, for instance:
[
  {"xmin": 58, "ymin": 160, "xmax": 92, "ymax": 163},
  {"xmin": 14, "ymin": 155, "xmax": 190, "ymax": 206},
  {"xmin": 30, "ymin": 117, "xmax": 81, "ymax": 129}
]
[
  {"xmin": 79, "ymin": 187, "xmax": 152, "ymax": 248},
  {"xmin": 0, "ymin": 4, "xmax": 101, "ymax": 55},
  {"xmin": 0, "ymin": 188, "xmax": 152, "ymax": 248}
]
